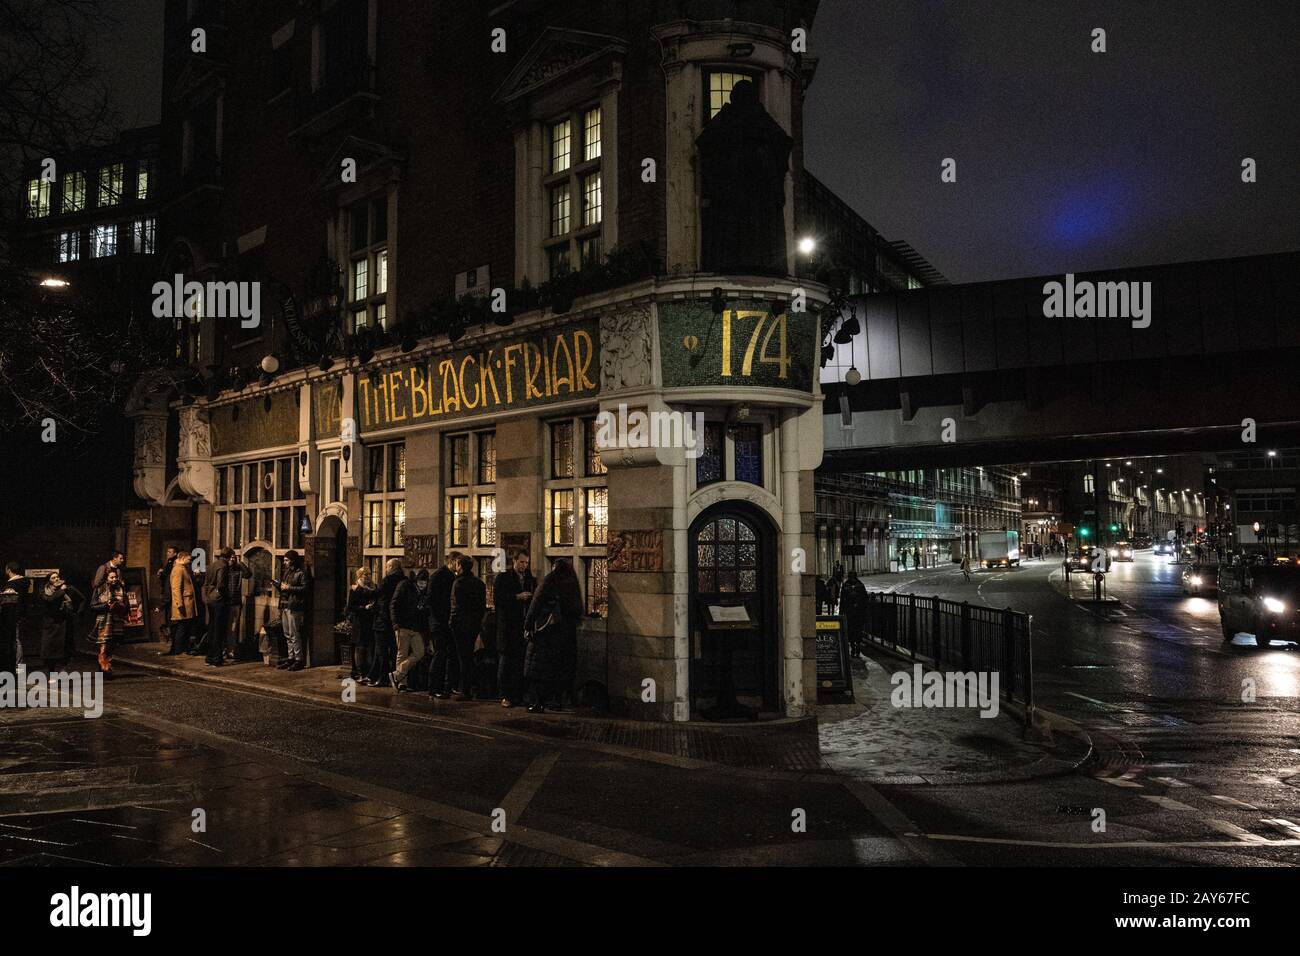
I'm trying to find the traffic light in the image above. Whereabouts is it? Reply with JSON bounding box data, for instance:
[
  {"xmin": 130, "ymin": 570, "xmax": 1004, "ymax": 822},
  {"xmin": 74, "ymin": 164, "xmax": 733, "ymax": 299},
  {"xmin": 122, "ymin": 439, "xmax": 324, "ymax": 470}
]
[
  {"xmin": 1079, "ymin": 527, "xmax": 1090, "ymax": 538},
  {"xmin": 1108, "ymin": 523, "xmax": 1119, "ymax": 533}
]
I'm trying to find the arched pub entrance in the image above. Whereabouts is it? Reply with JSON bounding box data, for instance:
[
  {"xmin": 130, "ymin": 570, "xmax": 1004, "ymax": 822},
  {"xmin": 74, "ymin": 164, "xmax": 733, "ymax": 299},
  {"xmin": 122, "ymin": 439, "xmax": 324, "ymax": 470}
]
[{"xmin": 688, "ymin": 501, "xmax": 781, "ymax": 720}]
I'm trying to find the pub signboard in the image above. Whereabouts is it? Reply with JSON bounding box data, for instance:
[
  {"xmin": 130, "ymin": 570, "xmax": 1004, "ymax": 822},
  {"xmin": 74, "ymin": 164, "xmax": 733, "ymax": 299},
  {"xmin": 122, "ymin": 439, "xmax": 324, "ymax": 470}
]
[{"xmin": 357, "ymin": 318, "xmax": 600, "ymax": 433}]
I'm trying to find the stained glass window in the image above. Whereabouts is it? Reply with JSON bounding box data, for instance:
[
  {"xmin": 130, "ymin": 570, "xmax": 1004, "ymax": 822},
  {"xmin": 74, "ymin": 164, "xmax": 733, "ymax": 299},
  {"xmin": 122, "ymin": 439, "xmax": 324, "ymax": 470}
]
[
  {"xmin": 696, "ymin": 422, "xmax": 724, "ymax": 486},
  {"xmin": 695, "ymin": 515, "xmax": 759, "ymax": 594},
  {"xmin": 734, "ymin": 424, "xmax": 762, "ymax": 485}
]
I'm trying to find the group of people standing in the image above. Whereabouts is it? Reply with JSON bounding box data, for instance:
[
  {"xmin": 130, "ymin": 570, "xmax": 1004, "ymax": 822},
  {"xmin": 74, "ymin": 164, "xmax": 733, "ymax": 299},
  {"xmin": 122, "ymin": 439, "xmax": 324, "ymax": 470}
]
[{"xmin": 345, "ymin": 550, "xmax": 582, "ymax": 713}]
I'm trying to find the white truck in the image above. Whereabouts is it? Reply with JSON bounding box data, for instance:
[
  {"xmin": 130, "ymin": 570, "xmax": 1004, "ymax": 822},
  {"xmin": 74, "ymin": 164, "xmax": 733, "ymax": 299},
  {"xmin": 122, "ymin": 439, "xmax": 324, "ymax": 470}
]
[{"xmin": 978, "ymin": 530, "xmax": 1021, "ymax": 569}]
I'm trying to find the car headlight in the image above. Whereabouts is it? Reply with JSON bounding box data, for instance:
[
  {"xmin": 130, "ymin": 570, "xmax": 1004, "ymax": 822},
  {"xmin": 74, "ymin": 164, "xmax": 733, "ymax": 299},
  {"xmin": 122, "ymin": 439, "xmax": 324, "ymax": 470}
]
[
  {"xmin": 1109, "ymin": 549, "xmax": 1118, "ymax": 557},
  {"xmin": 1262, "ymin": 596, "xmax": 1287, "ymax": 614},
  {"xmin": 1190, "ymin": 575, "xmax": 1202, "ymax": 586}
]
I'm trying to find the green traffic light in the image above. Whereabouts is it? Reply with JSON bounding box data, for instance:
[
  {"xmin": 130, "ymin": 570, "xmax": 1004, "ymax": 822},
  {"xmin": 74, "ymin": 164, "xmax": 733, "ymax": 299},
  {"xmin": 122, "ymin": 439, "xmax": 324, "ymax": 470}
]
[{"xmin": 1079, "ymin": 527, "xmax": 1090, "ymax": 537}]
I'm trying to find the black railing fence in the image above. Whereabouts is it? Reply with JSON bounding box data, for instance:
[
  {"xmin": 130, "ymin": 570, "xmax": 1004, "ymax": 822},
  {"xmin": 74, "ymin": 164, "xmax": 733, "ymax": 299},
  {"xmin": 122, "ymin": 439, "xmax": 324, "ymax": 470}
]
[{"xmin": 853, "ymin": 592, "xmax": 1034, "ymax": 710}]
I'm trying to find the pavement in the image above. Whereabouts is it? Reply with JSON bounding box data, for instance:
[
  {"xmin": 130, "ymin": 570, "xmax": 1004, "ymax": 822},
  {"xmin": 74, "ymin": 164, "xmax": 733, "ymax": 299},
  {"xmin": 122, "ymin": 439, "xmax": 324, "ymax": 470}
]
[
  {"xmin": 819, "ymin": 652, "xmax": 1092, "ymax": 785},
  {"xmin": 110, "ymin": 636, "xmax": 1088, "ymax": 786},
  {"xmin": 6, "ymin": 552, "xmax": 1299, "ymax": 866}
]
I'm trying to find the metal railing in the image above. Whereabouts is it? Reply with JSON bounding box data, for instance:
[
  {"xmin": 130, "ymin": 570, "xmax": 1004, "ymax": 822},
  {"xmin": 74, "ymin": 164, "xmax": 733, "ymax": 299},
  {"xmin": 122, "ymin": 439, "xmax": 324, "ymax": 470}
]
[{"xmin": 853, "ymin": 592, "xmax": 1034, "ymax": 710}]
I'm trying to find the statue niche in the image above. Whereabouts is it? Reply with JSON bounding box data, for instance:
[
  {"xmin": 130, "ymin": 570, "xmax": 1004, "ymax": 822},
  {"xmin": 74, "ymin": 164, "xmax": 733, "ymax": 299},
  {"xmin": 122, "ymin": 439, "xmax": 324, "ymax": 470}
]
[{"xmin": 696, "ymin": 80, "xmax": 793, "ymax": 276}]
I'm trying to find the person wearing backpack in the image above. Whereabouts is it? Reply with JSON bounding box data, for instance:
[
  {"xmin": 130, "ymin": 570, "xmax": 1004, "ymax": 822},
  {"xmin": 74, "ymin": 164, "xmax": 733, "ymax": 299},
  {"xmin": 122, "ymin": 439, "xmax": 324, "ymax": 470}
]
[{"xmin": 522, "ymin": 558, "xmax": 582, "ymax": 713}]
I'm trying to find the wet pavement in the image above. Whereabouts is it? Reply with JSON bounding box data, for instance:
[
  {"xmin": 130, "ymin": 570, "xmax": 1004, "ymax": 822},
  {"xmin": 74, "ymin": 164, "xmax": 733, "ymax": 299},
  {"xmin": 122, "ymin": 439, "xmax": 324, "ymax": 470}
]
[{"xmin": 3, "ymin": 550, "xmax": 1298, "ymax": 866}]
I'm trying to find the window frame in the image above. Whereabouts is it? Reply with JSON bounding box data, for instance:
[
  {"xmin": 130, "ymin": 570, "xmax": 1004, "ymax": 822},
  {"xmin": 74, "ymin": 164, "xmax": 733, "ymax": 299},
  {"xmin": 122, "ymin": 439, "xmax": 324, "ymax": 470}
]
[
  {"xmin": 361, "ymin": 441, "xmax": 406, "ymax": 581},
  {"xmin": 541, "ymin": 103, "xmax": 602, "ymax": 280},
  {"xmin": 213, "ymin": 457, "xmax": 307, "ymax": 559},
  {"xmin": 544, "ymin": 414, "xmax": 609, "ymax": 618},
  {"xmin": 346, "ymin": 195, "xmax": 389, "ymax": 333},
  {"xmin": 444, "ymin": 430, "xmax": 497, "ymax": 598}
]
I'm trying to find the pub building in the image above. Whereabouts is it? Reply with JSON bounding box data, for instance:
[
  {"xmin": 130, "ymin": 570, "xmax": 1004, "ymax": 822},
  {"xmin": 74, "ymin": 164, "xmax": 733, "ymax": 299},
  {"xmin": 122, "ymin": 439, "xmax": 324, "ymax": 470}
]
[{"xmin": 125, "ymin": 0, "xmax": 852, "ymax": 721}]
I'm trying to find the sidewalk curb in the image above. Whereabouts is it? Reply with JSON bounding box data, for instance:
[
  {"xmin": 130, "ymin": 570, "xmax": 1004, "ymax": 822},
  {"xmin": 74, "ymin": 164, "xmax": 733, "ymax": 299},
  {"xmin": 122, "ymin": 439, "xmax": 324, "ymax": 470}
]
[{"xmin": 109, "ymin": 650, "xmax": 825, "ymax": 773}]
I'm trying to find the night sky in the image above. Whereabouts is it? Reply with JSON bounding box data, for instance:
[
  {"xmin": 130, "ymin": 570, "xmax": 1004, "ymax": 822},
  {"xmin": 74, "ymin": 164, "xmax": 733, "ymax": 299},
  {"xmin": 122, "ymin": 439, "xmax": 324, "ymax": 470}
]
[
  {"xmin": 94, "ymin": 1, "xmax": 1300, "ymax": 285},
  {"xmin": 804, "ymin": 0, "xmax": 1300, "ymax": 283}
]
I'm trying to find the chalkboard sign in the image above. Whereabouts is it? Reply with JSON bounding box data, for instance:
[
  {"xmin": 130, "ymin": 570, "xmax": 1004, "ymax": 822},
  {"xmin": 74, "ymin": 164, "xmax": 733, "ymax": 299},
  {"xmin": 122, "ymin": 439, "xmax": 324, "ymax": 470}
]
[{"xmin": 815, "ymin": 616, "xmax": 853, "ymax": 699}]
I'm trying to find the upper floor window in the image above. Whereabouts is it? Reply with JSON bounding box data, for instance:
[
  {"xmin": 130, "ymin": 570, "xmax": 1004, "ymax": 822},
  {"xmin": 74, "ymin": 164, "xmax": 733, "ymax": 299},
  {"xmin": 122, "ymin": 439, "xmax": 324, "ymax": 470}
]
[
  {"xmin": 131, "ymin": 219, "xmax": 156, "ymax": 255},
  {"xmin": 59, "ymin": 231, "xmax": 81, "ymax": 263},
  {"xmin": 27, "ymin": 178, "xmax": 50, "ymax": 218},
  {"xmin": 62, "ymin": 172, "xmax": 85, "ymax": 213},
  {"xmin": 136, "ymin": 160, "xmax": 154, "ymax": 200},
  {"xmin": 91, "ymin": 224, "xmax": 117, "ymax": 258},
  {"xmin": 706, "ymin": 71, "xmax": 756, "ymax": 119},
  {"xmin": 543, "ymin": 105, "xmax": 602, "ymax": 280},
  {"xmin": 694, "ymin": 419, "xmax": 768, "ymax": 490},
  {"xmin": 347, "ymin": 196, "xmax": 388, "ymax": 332},
  {"xmin": 97, "ymin": 163, "xmax": 123, "ymax": 207}
]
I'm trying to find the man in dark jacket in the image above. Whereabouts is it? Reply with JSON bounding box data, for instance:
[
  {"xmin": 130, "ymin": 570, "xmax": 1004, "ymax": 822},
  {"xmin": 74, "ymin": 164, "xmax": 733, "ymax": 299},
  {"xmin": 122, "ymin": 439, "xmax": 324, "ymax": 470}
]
[
  {"xmin": 202, "ymin": 548, "xmax": 244, "ymax": 667},
  {"xmin": 368, "ymin": 559, "xmax": 405, "ymax": 686},
  {"xmin": 93, "ymin": 551, "xmax": 125, "ymax": 592},
  {"xmin": 276, "ymin": 551, "xmax": 310, "ymax": 671},
  {"xmin": 427, "ymin": 551, "xmax": 459, "ymax": 699},
  {"xmin": 493, "ymin": 551, "xmax": 536, "ymax": 707},
  {"xmin": 1, "ymin": 561, "xmax": 27, "ymax": 675},
  {"xmin": 448, "ymin": 555, "xmax": 486, "ymax": 700},
  {"xmin": 388, "ymin": 567, "xmax": 428, "ymax": 692}
]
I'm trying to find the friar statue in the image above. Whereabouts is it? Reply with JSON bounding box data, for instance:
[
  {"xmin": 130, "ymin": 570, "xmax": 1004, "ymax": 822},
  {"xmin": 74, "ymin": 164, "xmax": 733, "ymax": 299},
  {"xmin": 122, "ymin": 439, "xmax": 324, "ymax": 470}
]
[{"xmin": 696, "ymin": 79, "xmax": 793, "ymax": 275}]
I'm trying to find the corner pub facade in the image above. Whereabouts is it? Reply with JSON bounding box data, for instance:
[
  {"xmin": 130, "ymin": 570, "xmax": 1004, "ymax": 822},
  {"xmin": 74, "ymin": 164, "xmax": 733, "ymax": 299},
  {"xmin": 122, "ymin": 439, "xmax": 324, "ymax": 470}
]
[{"xmin": 128, "ymin": 0, "xmax": 838, "ymax": 722}]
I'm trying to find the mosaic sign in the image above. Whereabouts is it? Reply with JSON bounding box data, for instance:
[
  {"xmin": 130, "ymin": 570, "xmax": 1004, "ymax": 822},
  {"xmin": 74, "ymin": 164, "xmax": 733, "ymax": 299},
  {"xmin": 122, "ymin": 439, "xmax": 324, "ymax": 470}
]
[
  {"xmin": 209, "ymin": 393, "xmax": 298, "ymax": 456},
  {"xmin": 357, "ymin": 318, "xmax": 600, "ymax": 432},
  {"xmin": 313, "ymin": 379, "xmax": 343, "ymax": 439},
  {"xmin": 658, "ymin": 300, "xmax": 816, "ymax": 392}
]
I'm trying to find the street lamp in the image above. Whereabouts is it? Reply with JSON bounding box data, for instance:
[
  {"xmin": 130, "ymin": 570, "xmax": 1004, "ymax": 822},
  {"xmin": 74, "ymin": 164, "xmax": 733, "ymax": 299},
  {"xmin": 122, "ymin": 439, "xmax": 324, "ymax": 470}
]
[
  {"xmin": 39, "ymin": 277, "xmax": 70, "ymax": 289},
  {"xmin": 798, "ymin": 236, "xmax": 817, "ymax": 256}
]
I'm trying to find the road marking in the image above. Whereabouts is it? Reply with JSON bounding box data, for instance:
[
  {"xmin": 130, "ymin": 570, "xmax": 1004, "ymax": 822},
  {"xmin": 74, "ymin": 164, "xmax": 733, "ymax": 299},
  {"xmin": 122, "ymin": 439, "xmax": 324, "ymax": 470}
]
[
  {"xmin": 1209, "ymin": 795, "xmax": 1258, "ymax": 810},
  {"xmin": 499, "ymin": 752, "xmax": 561, "ymax": 824},
  {"xmin": 1096, "ymin": 774, "xmax": 1143, "ymax": 789},
  {"xmin": 1261, "ymin": 818, "xmax": 1300, "ymax": 837},
  {"xmin": 1150, "ymin": 776, "xmax": 1189, "ymax": 788},
  {"xmin": 917, "ymin": 832, "xmax": 1298, "ymax": 850},
  {"xmin": 841, "ymin": 778, "xmax": 963, "ymax": 867},
  {"xmin": 1205, "ymin": 819, "xmax": 1270, "ymax": 844},
  {"xmin": 1140, "ymin": 795, "xmax": 1196, "ymax": 812},
  {"xmin": 1065, "ymin": 692, "xmax": 1121, "ymax": 710}
]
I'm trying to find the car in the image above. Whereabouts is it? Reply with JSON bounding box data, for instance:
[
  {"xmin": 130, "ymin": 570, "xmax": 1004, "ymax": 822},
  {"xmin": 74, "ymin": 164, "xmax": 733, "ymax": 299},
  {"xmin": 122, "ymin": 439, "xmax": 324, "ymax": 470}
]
[
  {"xmin": 1217, "ymin": 562, "xmax": 1300, "ymax": 647},
  {"xmin": 1153, "ymin": 540, "xmax": 1174, "ymax": 556},
  {"xmin": 1181, "ymin": 563, "xmax": 1218, "ymax": 596},
  {"xmin": 1133, "ymin": 534, "xmax": 1153, "ymax": 550},
  {"xmin": 1109, "ymin": 541, "xmax": 1135, "ymax": 562},
  {"xmin": 1063, "ymin": 550, "xmax": 1093, "ymax": 577}
]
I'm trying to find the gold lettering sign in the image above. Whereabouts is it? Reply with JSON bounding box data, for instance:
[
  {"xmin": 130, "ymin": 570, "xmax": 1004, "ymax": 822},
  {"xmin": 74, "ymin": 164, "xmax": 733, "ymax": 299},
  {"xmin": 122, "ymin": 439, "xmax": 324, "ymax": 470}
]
[
  {"xmin": 313, "ymin": 380, "xmax": 342, "ymax": 439},
  {"xmin": 358, "ymin": 319, "xmax": 600, "ymax": 432},
  {"xmin": 608, "ymin": 530, "xmax": 664, "ymax": 572}
]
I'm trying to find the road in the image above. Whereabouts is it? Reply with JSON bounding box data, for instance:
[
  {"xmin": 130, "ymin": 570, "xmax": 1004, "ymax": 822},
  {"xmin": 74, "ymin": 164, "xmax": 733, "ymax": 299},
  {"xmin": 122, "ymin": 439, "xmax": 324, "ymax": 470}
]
[
  {"xmin": 1, "ymin": 549, "xmax": 1298, "ymax": 866},
  {"xmin": 872, "ymin": 550, "xmax": 1300, "ymax": 864}
]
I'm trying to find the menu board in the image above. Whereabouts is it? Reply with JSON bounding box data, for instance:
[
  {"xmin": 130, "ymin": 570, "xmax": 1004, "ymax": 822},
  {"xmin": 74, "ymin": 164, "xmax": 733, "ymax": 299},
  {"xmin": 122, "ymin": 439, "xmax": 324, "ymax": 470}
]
[{"xmin": 815, "ymin": 616, "xmax": 853, "ymax": 698}]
